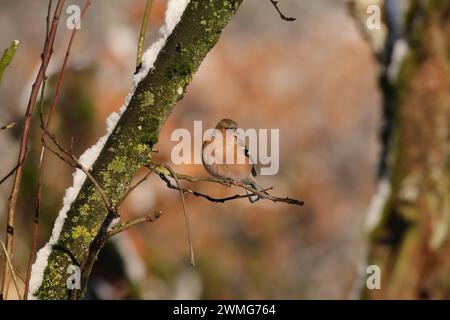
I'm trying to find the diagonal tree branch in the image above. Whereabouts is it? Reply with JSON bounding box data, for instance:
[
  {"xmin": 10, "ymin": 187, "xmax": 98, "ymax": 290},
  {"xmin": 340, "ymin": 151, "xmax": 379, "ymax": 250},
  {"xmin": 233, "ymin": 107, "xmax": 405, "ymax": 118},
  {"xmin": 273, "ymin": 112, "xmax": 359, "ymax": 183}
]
[
  {"xmin": 30, "ymin": 0, "xmax": 244, "ymax": 300},
  {"xmin": 0, "ymin": 122, "xmax": 16, "ymax": 131}
]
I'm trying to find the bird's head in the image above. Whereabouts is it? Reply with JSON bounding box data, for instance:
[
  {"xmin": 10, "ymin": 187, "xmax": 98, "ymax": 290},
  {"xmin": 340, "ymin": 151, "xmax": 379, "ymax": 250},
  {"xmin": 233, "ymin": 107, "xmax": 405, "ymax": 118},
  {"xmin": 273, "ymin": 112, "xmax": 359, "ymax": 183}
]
[{"xmin": 215, "ymin": 118, "xmax": 238, "ymax": 131}]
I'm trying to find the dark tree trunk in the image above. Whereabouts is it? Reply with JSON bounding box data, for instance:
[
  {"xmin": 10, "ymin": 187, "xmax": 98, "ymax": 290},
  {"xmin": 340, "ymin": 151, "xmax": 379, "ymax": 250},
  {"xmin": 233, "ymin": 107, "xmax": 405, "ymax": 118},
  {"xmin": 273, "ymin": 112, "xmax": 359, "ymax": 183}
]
[{"xmin": 367, "ymin": 0, "xmax": 450, "ymax": 299}]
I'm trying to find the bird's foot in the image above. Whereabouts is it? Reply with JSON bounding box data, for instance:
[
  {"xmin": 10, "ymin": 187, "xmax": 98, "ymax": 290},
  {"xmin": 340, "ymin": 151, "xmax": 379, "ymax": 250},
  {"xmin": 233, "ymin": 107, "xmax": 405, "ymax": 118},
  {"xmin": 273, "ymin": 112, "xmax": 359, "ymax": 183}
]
[{"xmin": 222, "ymin": 178, "xmax": 234, "ymax": 187}]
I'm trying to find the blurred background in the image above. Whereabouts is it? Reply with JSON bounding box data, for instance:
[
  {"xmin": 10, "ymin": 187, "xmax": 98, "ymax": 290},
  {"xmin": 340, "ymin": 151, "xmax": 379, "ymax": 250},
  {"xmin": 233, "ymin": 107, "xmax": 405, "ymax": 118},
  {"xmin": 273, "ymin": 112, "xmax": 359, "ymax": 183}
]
[{"xmin": 0, "ymin": 0, "xmax": 382, "ymax": 299}]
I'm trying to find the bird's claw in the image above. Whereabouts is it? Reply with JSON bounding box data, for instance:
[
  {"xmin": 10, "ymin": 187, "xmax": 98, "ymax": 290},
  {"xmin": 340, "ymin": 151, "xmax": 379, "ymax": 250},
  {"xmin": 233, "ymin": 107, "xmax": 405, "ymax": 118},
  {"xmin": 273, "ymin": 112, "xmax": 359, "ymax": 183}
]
[{"xmin": 222, "ymin": 178, "xmax": 233, "ymax": 186}]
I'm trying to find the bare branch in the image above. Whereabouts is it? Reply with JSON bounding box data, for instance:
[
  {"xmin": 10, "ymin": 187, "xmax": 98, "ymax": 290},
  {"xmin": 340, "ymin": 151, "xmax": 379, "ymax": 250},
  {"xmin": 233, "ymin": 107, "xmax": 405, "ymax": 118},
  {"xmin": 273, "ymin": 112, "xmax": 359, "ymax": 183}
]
[
  {"xmin": 269, "ymin": 0, "xmax": 296, "ymax": 22},
  {"xmin": 117, "ymin": 168, "xmax": 154, "ymax": 209},
  {"xmin": 162, "ymin": 164, "xmax": 195, "ymax": 267},
  {"xmin": 1, "ymin": 0, "xmax": 65, "ymax": 299},
  {"xmin": 0, "ymin": 122, "xmax": 15, "ymax": 131},
  {"xmin": 158, "ymin": 172, "xmax": 273, "ymax": 203},
  {"xmin": 24, "ymin": 0, "xmax": 92, "ymax": 299},
  {"xmin": 135, "ymin": 0, "xmax": 153, "ymax": 73},
  {"xmin": 0, "ymin": 241, "xmax": 21, "ymax": 300},
  {"xmin": 107, "ymin": 210, "xmax": 162, "ymax": 239},
  {"xmin": 41, "ymin": 128, "xmax": 114, "ymax": 214},
  {"xmin": 150, "ymin": 164, "xmax": 304, "ymax": 206},
  {"xmin": 0, "ymin": 161, "xmax": 23, "ymax": 186}
]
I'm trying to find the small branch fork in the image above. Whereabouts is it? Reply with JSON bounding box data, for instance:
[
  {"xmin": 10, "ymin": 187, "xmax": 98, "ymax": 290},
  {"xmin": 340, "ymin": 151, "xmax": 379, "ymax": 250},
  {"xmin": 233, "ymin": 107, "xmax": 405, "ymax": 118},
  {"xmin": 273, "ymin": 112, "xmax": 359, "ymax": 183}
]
[{"xmin": 42, "ymin": 128, "xmax": 114, "ymax": 213}]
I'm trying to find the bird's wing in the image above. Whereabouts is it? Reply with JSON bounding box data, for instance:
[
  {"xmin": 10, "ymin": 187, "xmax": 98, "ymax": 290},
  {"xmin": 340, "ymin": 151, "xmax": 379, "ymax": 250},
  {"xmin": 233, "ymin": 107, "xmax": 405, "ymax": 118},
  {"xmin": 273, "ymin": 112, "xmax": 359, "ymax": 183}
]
[
  {"xmin": 246, "ymin": 148, "xmax": 258, "ymax": 177},
  {"xmin": 235, "ymin": 135, "xmax": 258, "ymax": 177}
]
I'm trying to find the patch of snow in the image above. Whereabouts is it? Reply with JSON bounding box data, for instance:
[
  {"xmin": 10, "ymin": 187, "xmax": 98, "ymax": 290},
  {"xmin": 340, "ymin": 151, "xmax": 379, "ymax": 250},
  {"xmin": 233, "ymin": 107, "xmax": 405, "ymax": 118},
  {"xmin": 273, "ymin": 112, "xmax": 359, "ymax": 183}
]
[
  {"xmin": 387, "ymin": 39, "xmax": 409, "ymax": 83},
  {"xmin": 365, "ymin": 179, "xmax": 391, "ymax": 231}
]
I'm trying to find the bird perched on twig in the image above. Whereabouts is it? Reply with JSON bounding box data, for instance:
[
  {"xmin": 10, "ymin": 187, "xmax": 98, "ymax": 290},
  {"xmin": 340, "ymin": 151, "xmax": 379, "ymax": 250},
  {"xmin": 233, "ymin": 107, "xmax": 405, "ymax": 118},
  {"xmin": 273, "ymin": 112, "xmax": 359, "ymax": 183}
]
[{"xmin": 202, "ymin": 118, "xmax": 265, "ymax": 203}]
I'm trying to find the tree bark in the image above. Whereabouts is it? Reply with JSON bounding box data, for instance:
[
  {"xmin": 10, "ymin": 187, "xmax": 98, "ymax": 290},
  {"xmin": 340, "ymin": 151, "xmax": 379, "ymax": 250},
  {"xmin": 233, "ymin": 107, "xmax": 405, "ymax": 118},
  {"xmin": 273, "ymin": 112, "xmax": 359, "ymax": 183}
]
[
  {"xmin": 367, "ymin": 0, "xmax": 450, "ymax": 299},
  {"xmin": 32, "ymin": 0, "xmax": 243, "ymax": 300}
]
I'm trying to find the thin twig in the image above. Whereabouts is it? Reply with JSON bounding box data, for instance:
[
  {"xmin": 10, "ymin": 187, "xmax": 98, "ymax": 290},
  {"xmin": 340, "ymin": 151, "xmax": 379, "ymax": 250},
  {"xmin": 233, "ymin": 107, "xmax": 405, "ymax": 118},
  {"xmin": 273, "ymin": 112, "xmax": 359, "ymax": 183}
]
[
  {"xmin": 41, "ymin": 129, "xmax": 113, "ymax": 213},
  {"xmin": 150, "ymin": 164, "xmax": 304, "ymax": 206},
  {"xmin": 117, "ymin": 168, "xmax": 154, "ymax": 209},
  {"xmin": 107, "ymin": 210, "xmax": 162, "ymax": 238},
  {"xmin": 25, "ymin": 71, "xmax": 48, "ymax": 300},
  {"xmin": 44, "ymin": 0, "xmax": 92, "ymax": 128},
  {"xmin": 12, "ymin": 266, "xmax": 25, "ymax": 285},
  {"xmin": 135, "ymin": 0, "xmax": 153, "ymax": 73},
  {"xmin": 0, "ymin": 122, "xmax": 15, "ymax": 131},
  {"xmin": 1, "ymin": 0, "xmax": 65, "ymax": 299},
  {"xmin": 269, "ymin": 0, "xmax": 296, "ymax": 21},
  {"xmin": 158, "ymin": 172, "xmax": 273, "ymax": 203},
  {"xmin": 24, "ymin": 0, "xmax": 92, "ymax": 300},
  {"xmin": 24, "ymin": 1, "xmax": 53, "ymax": 299},
  {"xmin": 162, "ymin": 164, "xmax": 195, "ymax": 267},
  {"xmin": 0, "ymin": 40, "xmax": 20, "ymax": 85},
  {"xmin": 0, "ymin": 241, "xmax": 21, "ymax": 300},
  {"xmin": 0, "ymin": 161, "xmax": 23, "ymax": 186}
]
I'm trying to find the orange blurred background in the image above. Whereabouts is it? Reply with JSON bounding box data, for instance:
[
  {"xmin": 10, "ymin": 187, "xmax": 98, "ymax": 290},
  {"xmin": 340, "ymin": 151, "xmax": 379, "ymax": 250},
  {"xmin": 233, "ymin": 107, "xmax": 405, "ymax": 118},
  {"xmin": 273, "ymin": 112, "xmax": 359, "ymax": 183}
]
[{"xmin": 0, "ymin": 0, "xmax": 380, "ymax": 299}]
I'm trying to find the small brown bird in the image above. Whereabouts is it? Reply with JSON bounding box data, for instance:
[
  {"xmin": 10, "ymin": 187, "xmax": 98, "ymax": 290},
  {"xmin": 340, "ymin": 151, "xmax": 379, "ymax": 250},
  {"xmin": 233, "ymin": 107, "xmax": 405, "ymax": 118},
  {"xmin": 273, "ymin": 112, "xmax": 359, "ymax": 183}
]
[{"xmin": 202, "ymin": 119, "xmax": 263, "ymax": 202}]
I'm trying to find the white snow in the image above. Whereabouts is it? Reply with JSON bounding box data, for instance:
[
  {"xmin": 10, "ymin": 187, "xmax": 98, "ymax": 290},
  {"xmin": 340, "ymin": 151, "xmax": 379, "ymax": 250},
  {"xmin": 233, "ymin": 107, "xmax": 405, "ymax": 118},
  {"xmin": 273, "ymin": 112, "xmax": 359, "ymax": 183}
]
[
  {"xmin": 387, "ymin": 39, "xmax": 409, "ymax": 83},
  {"xmin": 28, "ymin": 0, "xmax": 191, "ymax": 299}
]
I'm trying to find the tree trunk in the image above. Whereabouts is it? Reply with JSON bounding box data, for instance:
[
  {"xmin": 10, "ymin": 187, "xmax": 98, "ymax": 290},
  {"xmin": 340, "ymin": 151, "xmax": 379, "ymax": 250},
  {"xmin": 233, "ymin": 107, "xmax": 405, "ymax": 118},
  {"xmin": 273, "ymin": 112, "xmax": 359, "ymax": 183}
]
[{"xmin": 367, "ymin": 0, "xmax": 450, "ymax": 299}]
